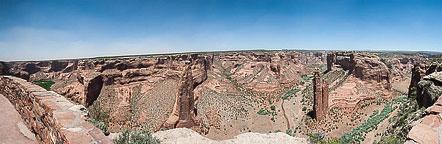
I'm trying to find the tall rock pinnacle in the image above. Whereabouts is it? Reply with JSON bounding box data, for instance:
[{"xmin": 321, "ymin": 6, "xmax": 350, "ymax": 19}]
[
  {"xmin": 313, "ymin": 69, "xmax": 329, "ymax": 121},
  {"xmin": 164, "ymin": 62, "xmax": 198, "ymax": 129}
]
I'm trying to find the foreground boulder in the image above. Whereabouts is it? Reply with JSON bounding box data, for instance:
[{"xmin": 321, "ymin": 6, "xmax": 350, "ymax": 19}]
[{"xmin": 416, "ymin": 72, "xmax": 442, "ymax": 107}]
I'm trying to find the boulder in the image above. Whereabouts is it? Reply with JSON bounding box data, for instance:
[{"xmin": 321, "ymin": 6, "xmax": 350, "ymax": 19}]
[{"xmin": 416, "ymin": 72, "xmax": 442, "ymax": 107}]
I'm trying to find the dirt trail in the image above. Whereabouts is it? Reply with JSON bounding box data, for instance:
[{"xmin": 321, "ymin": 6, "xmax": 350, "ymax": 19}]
[
  {"xmin": 281, "ymin": 100, "xmax": 291, "ymax": 130},
  {"xmin": 0, "ymin": 94, "xmax": 36, "ymax": 144}
]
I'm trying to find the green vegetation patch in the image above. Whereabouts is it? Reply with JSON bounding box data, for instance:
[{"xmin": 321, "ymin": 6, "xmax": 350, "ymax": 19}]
[
  {"xmin": 282, "ymin": 89, "xmax": 300, "ymax": 100},
  {"xmin": 257, "ymin": 109, "xmax": 271, "ymax": 115},
  {"xmin": 33, "ymin": 80, "xmax": 55, "ymax": 91},
  {"xmin": 301, "ymin": 75, "xmax": 310, "ymax": 82},
  {"xmin": 340, "ymin": 102, "xmax": 396, "ymax": 143},
  {"xmin": 274, "ymin": 129, "xmax": 282, "ymax": 133},
  {"xmin": 393, "ymin": 96, "xmax": 408, "ymax": 104}
]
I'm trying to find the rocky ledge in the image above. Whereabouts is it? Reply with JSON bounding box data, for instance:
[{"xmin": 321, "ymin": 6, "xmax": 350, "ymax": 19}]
[
  {"xmin": 406, "ymin": 95, "xmax": 442, "ymax": 144},
  {"xmin": 152, "ymin": 128, "xmax": 308, "ymax": 144}
]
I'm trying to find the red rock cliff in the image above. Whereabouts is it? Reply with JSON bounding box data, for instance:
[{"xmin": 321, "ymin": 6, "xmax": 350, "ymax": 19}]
[{"xmin": 327, "ymin": 52, "xmax": 392, "ymax": 90}]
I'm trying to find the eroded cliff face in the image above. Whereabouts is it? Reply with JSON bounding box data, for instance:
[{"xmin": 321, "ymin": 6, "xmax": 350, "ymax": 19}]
[
  {"xmin": 164, "ymin": 63, "xmax": 199, "ymax": 129},
  {"xmin": 381, "ymin": 57, "xmax": 414, "ymax": 82},
  {"xmin": 327, "ymin": 52, "xmax": 392, "ymax": 90}
]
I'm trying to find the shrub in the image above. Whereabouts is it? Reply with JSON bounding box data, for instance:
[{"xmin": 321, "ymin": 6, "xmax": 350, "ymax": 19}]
[
  {"xmin": 377, "ymin": 136, "xmax": 401, "ymax": 144},
  {"xmin": 302, "ymin": 107, "xmax": 307, "ymax": 111},
  {"xmin": 88, "ymin": 101, "xmax": 110, "ymax": 123},
  {"xmin": 308, "ymin": 133, "xmax": 342, "ymax": 144},
  {"xmin": 113, "ymin": 128, "xmax": 160, "ymax": 144},
  {"xmin": 257, "ymin": 109, "xmax": 270, "ymax": 115},
  {"xmin": 301, "ymin": 75, "xmax": 310, "ymax": 81},
  {"xmin": 286, "ymin": 129, "xmax": 293, "ymax": 136},
  {"xmin": 88, "ymin": 101, "xmax": 110, "ymax": 136},
  {"xmin": 282, "ymin": 89, "xmax": 300, "ymax": 100},
  {"xmin": 393, "ymin": 96, "xmax": 408, "ymax": 103},
  {"xmin": 270, "ymin": 105, "xmax": 276, "ymax": 111},
  {"xmin": 274, "ymin": 129, "xmax": 282, "ymax": 133},
  {"xmin": 87, "ymin": 118, "xmax": 110, "ymax": 136}
]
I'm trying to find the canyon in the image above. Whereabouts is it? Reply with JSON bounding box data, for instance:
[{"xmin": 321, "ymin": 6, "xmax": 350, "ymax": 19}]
[{"xmin": 1, "ymin": 50, "xmax": 440, "ymax": 143}]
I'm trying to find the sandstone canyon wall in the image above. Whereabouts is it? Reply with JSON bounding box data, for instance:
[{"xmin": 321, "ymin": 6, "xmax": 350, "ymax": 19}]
[
  {"xmin": 327, "ymin": 52, "xmax": 392, "ymax": 90},
  {"xmin": 2, "ymin": 51, "xmax": 327, "ymax": 134}
]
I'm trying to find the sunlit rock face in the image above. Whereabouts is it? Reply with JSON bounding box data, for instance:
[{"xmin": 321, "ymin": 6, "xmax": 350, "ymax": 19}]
[{"xmin": 327, "ymin": 52, "xmax": 392, "ymax": 90}]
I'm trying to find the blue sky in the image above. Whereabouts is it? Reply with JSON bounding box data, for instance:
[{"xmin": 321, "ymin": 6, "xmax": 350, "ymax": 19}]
[{"xmin": 0, "ymin": 0, "xmax": 441, "ymax": 61}]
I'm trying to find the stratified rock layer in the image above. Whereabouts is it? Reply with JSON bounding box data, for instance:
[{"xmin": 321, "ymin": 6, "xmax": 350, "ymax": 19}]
[{"xmin": 327, "ymin": 52, "xmax": 392, "ymax": 90}]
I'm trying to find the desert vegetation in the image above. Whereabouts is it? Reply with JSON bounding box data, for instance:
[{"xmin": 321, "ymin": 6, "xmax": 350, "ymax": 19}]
[
  {"xmin": 87, "ymin": 101, "xmax": 110, "ymax": 135},
  {"xmin": 33, "ymin": 80, "xmax": 54, "ymax": 91},
  {"xmin": 113, "ymin": 128, "xmax": 160, "ymax": 144},
  {"xmin": 378, "ymin": 89, "xmax": 425, "ymax": 142}
]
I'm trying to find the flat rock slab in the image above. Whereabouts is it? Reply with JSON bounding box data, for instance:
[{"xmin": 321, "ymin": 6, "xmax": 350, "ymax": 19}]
[
  {"xmin": 153, "ymin": 128, "xmax": 308, "ymax": 144},
  {"xmin": 0, "ymin": 94, "xmax": 36, "ymax": 144},
  {"xmin": 407, "ymin": 124, "xmax": 439, "ymax": 144}
]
